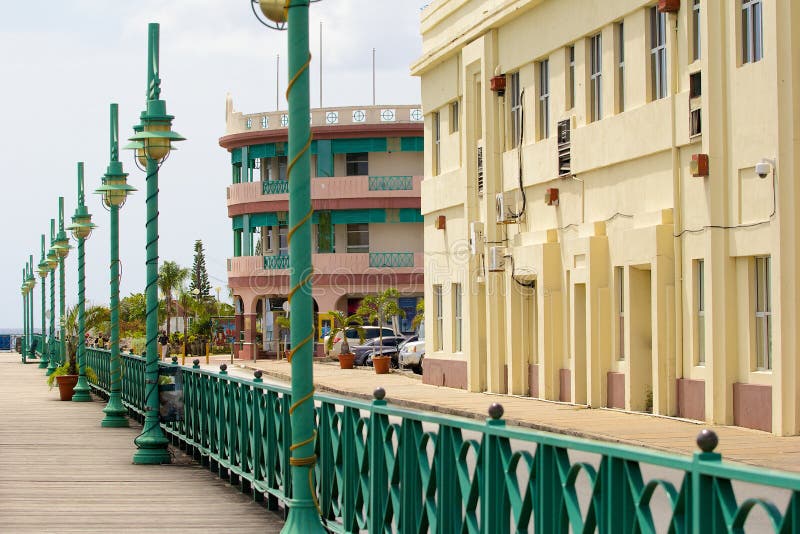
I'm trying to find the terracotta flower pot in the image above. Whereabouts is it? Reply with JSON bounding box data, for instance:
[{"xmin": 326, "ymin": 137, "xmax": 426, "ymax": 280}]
[
  {"xmin": 373, "ymin": 355, "xmax": 391, "ymax": 374},
  {"xmin": 56, "ymin": 374, "xmax": 79, "ymax": 401},
  {"xmin": 338, "ymin": 352, "xmax": 355, "ymax": 369}
]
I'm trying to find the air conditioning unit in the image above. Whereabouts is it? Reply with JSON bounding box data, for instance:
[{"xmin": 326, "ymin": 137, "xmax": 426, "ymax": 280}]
[
  {"xmin": 488, "ymin": 246, "xmax": 505, "ymax": 272},
  {"xmin": 496, "ymin": 190, "xmax": 518, "ymax": 224},
  {"xmin": 469, "ymin": 221, "xmax": 484, "ymax": 255},
  {"xmin": 476, "ymin": 141, "xmax": 484, "ymax": 196}
]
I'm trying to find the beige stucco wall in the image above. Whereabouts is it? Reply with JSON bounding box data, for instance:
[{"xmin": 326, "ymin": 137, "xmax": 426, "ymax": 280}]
[{"xmin": 414, "ymin": 0, "xmax": 800, "ymax": 435}]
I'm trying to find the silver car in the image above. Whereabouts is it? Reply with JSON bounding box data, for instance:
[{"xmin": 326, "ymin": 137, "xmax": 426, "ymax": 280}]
[{"xmin": 399, "ymin": 325, "xmax": 425, "ymax": 374}]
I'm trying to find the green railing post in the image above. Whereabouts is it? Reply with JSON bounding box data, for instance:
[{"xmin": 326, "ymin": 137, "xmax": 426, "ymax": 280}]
[
  {"xmin": 100, "ymin": 102, "xmax": 132, "ymax": 428},
  {"xmin": 482, "ymin": 404, "xmax": 510, "ymax": 534},
  {"xmin": 72, "ymin": 162, "xmax": 94, "ymax": 403},
  {"xmin": 692, "ymin": 429, "xmax": 726, "ymax": 532},
  {"xmin": 369, "ymin": 387, "xmax": 389, "ymax": 533},
  {"xmin": 400, "ymin": 418, "xmax": 423, "ymax": 532}
]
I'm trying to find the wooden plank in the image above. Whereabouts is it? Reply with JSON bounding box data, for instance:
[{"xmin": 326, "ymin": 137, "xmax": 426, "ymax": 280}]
[{"xmin": 0, "ymin": 354, "xmax": 284, "ymax": 533}]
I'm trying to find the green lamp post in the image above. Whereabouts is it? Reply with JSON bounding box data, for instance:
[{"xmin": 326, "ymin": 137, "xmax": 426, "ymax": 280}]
[
  {"xmin": 27, "ymin": 257, "xmax": 36, "ymax": 362},
  {"xmin": 52, "ymin": 197, "xmax": 72, "ymax": 372},
  {"xmin": 20, "ymin": 267, "xmax": 28, "ymax": 363},
  {"xmin": 127, "ymin": 23, "xmax": 184, "ymax": 464},
  {"xmin": 45, "ymin": 219, "xmax": 59, "ymax": 373},
  {"xmin": 251, "ymin": 2, "xmax": 324, "ymax": 531},
  {"xmin": 97, "ymin": 102, "xmax": 136, "ymax": 427},
  {"xmin": 66, "ymin": 162, "xmax": 97, "ymax": 403},
  {"xmin": 37, "ymin": 235, "xmax": 50, "ymax": 369}
]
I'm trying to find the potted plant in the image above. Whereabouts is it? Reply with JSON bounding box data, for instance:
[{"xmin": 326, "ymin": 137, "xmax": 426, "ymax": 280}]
[
  {"xmin": 47, "ymin": 304, "xmax": 101, "ymax": 400},
  {"xmin": 325, "ymin": 310, "xmax": 365, "ymax": 369},
  {"xmin": 357, "ymin": 288, "xmax": 405, "ymax": 374}
]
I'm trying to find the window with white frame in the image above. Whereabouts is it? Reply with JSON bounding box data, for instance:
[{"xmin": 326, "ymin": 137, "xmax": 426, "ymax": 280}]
[
  {"xmin": 510, "ymin": 71, "xmax": 522, "ymax": 147},
  {"xmin": 617, "ymin": 22, "xmax": 625, "ymax": 112},
  {"xmin": 433, "ymin": 111, "xmax": 441, "ymax": 176},
  {"xmin": 453, "ymin": 283, "xmax": 462, "ymax": 352},
  {"xmin": 696, "ymin": 259, "xmax": 705, "ymax": 365},
  {"xmin": 346, "ymin": 223, "xmax": 369, "ymax": 253},
  {"xmin": 650, "ymin": 7, "xmax": 667, "ymax": 100},
  {"xmin": 278, "ymin": 225, "xmax": 288, "ymax": 255},
  {"xmin": 742, "ymin": 0, "xmax": 763, "ymax": 64},
  {"xmin": 590, "ymin": 33, "xmax": 603, "ymax": 122},
  {"xmin": 616, "ymin": 266, "xmax": 625, "ymax": 360},
  {"xmin": 567, "ymin": 45, "xmax": 575, "ymax": 110},
  {"xmin": 755, "ymin": 256, "xmax": 772, "ymax": 370},
  {"xmin": 434, "ymin": 285, "xmax": 443, "ymax": 351},
  {"xmin": 692, "ymin": 0, "xmax": 701, "ymax": 62},
  {"xmin": 538, "ymin": 60, "xmax": 550, "ymax": 139},
  {"xmin": 450, "ymin": 100, "xmax": 459, "ymax": 133}
]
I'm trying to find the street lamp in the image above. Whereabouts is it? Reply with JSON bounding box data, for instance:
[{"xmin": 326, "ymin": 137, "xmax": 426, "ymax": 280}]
[
  {"xmin": 53, "ymin": 196, "xmax": 72, "ymax": 371},
  {"xmin": 37, "ymin": 234, "xmax": 51, "ymax": 370},
  {"xmin": 66, "ymin": 162, "xmax": 97, "ymax": 403},
  {"xmin": 126, "ymin": 22, "xmax": 184, "ymax": 465},
  {"xmin": 26, "ymin": 256, "xmax": 36, "ymax": 363},
  {"xmin": 97, "ymin": 102, "xmax": 135, "ymax": 427},
  {"xmin": 45, "ymin": 219, "xmax": 59, "ymax": 374},
  {"xmin": 250, "ymin": 2, "xmax": 324, "ymax": 532},
  {"xmin": 20, "ymin": 267, "xmax": 29, "ymax": 363}
]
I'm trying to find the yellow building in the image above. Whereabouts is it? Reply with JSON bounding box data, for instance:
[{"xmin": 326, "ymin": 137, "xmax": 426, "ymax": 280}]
[{"xmin": 411, "ymin": 0, "xmax": 800, "ymax": 435}]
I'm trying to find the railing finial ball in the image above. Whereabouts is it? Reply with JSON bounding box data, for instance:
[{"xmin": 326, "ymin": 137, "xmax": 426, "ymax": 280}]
[
  {"xmin": 193, "ymin": 358, "xmax": 200, "ymax": 365},
  {"xmin": 488, "ymin": 403, "xmax": 504, "ymax": 420},
  {"xmin": 373, "ymin": 386, "xmax": 386, "ymax": 401},
  {"xmin": 220, "ymin": 363, "xmax": 228, "ymax": 372},
  {"xmin": 696, "ymin": 428, "xmax": 719, "ymax": 453},
  {"xmin": 254, "ymin": 370, "xmax": 263, "ymax": 379}
]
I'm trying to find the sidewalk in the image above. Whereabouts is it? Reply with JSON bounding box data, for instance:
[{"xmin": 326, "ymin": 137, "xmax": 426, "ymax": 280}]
[{"xmin": 215, "ymin": 356, "xmax": 800, "ymax": 474}]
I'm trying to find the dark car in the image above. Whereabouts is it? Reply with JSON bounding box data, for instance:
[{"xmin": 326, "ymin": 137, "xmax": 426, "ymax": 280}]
[{"xmin": 352, "ymin": 336, "xmax": 407, "ymax": 366}]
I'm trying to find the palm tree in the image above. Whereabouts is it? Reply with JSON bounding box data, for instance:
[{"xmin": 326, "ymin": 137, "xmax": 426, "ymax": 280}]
[
  {"xmin": 158, "ymin": 260, "xmax": 189, "ymax": 338},
  {"xmin": 325, "ymin": 310, "xmax": 365, "ymax": 355},
  {"xmin": 357, "ymin": 288, "xmax": 405, "ymax": 350}
]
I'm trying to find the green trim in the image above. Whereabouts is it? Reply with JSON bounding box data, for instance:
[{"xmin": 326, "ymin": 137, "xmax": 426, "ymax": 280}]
[
  {"xmin": 369, "ymin": 252, "xmax": 414, "ymax": 268},
  {"xmin": 264, "ymin": 254, "xmax": 290, "ymax": 270},
  {"xmin": 316, "ymin": 139, "xmax": 333, "ymax": 177},
  {"xmin": 233, "ymin": 208, "xmax": 421, "ymax": 232},
  {"xmin": 263, "ymin": 180, "xmax": 289, "ymax": 195},
  {"xmin": 231, "ymin": 136, "xmax": 424, "ymax": 166},
  {"xmin": 368, "ymin": 176, "xmax": 413, "ymax": 191}
]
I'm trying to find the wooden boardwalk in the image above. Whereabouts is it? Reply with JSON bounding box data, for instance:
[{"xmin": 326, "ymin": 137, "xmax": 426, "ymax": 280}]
[{"xmin": 0, "ymin": 353, "xmax": 284, "ymax": 533}]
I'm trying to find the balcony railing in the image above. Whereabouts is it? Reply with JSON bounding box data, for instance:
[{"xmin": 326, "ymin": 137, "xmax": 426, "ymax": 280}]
[
  {"xmin": 262, "ymin": 180, "xmax": 289, "ymax": 195},
  {"xmin": 84, "ymin": 348, "xmax": 800, "ymax": 534},
  {"xmin": 369, "ymin": 252, "xmax": 414, "ymax": 268},
  {"xmin": 368, "ymin": 175, "xmax": 413, "ymax": 191},
  {"xmin": 264, "ymin": 255, "xmax": 290, "ymax": 270}
]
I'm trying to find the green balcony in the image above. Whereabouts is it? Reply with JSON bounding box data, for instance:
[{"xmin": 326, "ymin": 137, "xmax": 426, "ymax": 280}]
[
  {"xmin": 369, "ymin": 252, "xmax": 414, "ymax": 268},
  {"xmin": 263, "ymin": 254, "xmax": 290, "ymax": 270},
  {"xmin": 262, "ymin": 180, "xmax": 289, "ymax": 195},
  {"xmin": 368, "ymin": 175, "xmax": 413, "ymax": 191}
]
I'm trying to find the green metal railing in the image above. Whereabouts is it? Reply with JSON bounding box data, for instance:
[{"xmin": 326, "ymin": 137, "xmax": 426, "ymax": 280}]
[
  {"xmin": 83, "ymin": 348, "xmax": 800, "ymax": 533},
  {"xmin": 50, "ymin": 339, "xmax": 64, "ymax": 366},
  {"xmin": 368, "ymin": 175, "xmax": 413, "ymax": 191},
  {"xmin": 31, "ymin": 333, "xmax": 44, "ymax": 357},
  {"xmin": 369, "ymin": 252, "xmax": 414, "ymax": 268},
  {"xmin": 264, "ymin": 254, "xmax": 290, "ymax": 270},
  {"xmin": 263, "ymin": 180, "xmax": 289, "ymax": 195}
]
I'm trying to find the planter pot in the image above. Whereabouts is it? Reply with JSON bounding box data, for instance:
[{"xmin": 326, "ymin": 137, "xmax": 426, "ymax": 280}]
[
  {"xmin": 373, "ymin": 355, "xmax": 391, "ymax": 374},
  {"xmin": 338, "ymin": 352, "xmax": 355, "ymax": 369},
  {"xmin": 56, "ymin": 374, "xmax": 79, "ymax": 401}
]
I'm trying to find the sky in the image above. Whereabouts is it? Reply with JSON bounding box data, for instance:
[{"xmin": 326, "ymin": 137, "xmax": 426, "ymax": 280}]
[{"xmin": 1, "ymin": 1, "xmax": 424, "ymax": 329}]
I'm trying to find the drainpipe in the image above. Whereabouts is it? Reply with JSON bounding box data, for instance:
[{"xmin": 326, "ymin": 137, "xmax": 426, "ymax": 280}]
[{"xmin": 670, "ymin": 12, "xmax": 683, "ymax": 415}]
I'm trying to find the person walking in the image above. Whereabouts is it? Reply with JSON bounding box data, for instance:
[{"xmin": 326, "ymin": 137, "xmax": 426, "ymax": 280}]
[{"xmin": 159, "ymin": 330, "xmax": 169, "ymax": 360}]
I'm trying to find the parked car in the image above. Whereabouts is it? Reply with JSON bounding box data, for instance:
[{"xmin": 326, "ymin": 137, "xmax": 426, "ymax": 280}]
[
  {"xmin": 353, "ymin": 335, "xmax": 407, "ymax": 366},
  {"xmin": 399, "ymin": 333, "xmax": 425, "ymax": 374},
  {"xmin": 324, "ymin": 326, "xmax": 396, "ymax": 357}
]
